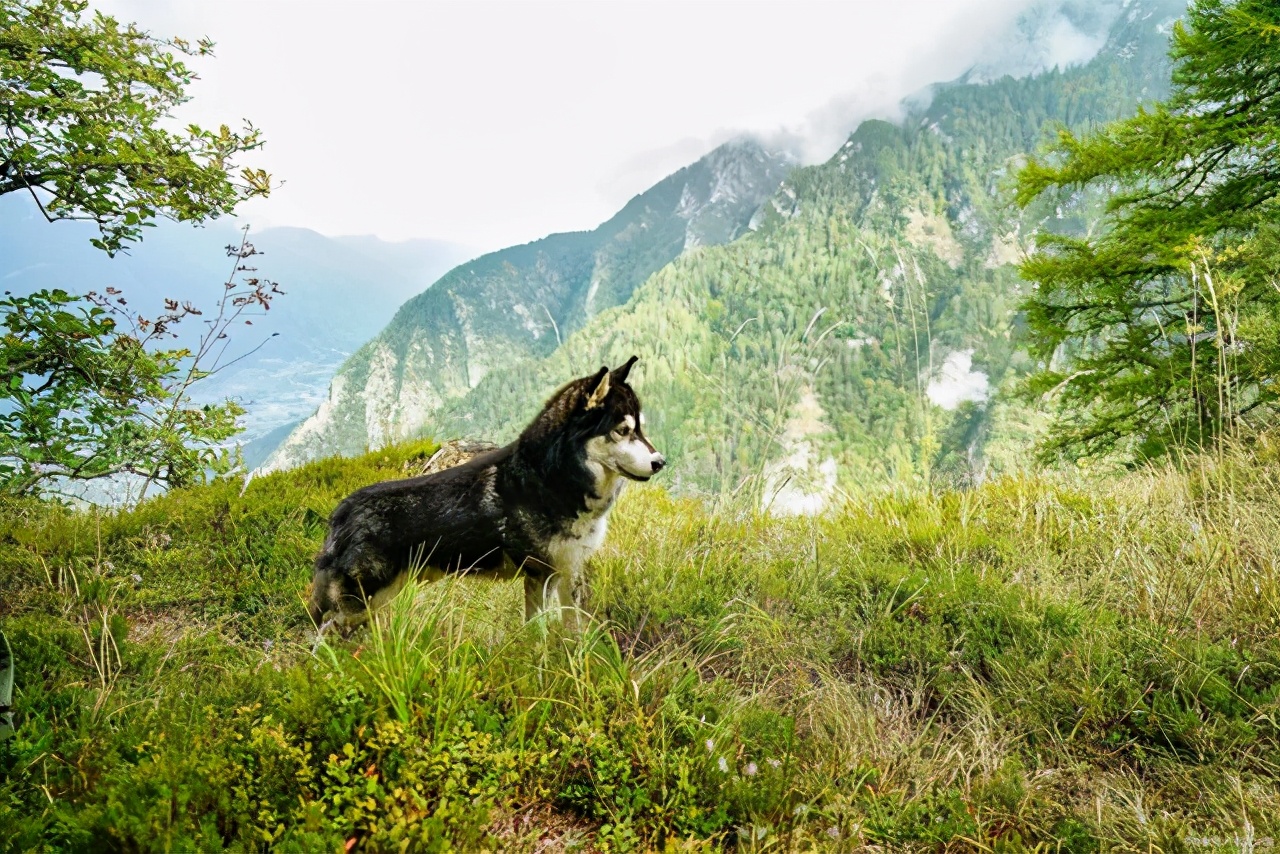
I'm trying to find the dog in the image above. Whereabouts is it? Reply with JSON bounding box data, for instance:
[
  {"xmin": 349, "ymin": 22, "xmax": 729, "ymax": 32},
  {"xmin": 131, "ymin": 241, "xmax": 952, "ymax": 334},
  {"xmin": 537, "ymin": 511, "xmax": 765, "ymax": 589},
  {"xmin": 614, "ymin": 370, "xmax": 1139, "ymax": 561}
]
[{"xmin": 308, "ymin": 356, "xmax": 664, "ymax": 635}]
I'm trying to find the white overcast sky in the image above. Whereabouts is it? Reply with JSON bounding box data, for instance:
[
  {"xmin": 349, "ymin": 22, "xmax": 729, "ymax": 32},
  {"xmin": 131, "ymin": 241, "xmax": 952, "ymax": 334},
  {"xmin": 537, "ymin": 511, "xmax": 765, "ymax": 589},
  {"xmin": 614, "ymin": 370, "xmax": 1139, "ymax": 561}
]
[{"xmin": 101, "ymin": 1, "xmax": 1095, "ymax": 252}]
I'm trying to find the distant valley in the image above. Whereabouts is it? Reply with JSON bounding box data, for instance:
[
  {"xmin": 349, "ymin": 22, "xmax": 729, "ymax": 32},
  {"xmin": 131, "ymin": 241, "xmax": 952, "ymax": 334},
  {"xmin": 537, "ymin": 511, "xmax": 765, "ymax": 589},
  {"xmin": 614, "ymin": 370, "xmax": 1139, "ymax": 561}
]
[{"xmin": 0, "ymin": 200, "xmax": 476, "ymax": 459}]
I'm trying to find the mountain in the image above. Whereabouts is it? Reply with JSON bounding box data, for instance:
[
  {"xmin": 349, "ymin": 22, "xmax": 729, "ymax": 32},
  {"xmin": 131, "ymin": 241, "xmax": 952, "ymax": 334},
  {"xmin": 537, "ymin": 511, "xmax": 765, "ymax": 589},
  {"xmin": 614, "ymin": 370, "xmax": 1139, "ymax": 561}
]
[
  {"xmin": 262, "ymin": 0, "xmax": 1186, "ymax": 506},
  {"xmin": 261, "ymin": 139, "xmax": 796, "ymax": 470},
  {"xmin": 0, "ymin": 202, "xmax": 475, "ymax": 442}
]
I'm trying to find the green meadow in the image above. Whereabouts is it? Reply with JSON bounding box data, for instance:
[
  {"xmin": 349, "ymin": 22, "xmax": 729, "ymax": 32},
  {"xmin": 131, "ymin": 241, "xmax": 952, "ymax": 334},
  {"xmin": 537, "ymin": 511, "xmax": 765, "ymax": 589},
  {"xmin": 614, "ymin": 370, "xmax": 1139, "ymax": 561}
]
[{"xmin": 3, "ymin": 437, "xmax": 1279, "ymax": 851}]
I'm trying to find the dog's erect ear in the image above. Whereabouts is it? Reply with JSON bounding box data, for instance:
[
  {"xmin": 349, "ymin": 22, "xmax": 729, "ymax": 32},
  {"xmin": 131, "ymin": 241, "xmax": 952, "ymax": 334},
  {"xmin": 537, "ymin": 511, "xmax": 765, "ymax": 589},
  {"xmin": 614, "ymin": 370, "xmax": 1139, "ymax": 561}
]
[
  {"xmin": 584, "ymin": 366, "xmax": 610, "ymax": 409},
  {"xmin": 611, "ymin": 355, "xmax": 639, "ymax": 384}
]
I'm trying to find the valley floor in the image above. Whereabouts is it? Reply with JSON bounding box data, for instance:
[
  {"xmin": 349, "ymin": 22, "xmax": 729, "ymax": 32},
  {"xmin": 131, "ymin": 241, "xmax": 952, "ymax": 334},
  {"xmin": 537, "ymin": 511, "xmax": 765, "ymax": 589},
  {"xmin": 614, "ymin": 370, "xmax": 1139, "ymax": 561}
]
[{"xmin": 2, "ymin": 439, "xmax": 1279, "ymax": 851}]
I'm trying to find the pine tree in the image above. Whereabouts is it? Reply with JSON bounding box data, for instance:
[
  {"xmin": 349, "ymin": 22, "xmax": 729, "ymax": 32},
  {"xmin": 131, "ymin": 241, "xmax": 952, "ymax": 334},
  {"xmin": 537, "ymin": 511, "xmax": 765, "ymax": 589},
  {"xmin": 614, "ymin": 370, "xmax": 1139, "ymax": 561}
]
[{"xmin": 1017, "ymin": 0, "xmax": 1280, "ymax": 461}]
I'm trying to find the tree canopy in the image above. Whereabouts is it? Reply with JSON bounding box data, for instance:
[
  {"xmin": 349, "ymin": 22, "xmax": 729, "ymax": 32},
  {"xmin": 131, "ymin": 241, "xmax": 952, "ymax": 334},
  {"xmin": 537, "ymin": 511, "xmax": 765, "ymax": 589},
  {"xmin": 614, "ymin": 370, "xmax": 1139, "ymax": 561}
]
[
  {"xmin": 0, "ymin": 0, "xmax": 269, "ymax": 254},
  {"xmin": 1, "ymin": 0, "xmax": 276, "ymax": 499},
  {"xmin": 1017, "ymin": 0, "xmax": 1280, "ymax": 461},
  {"xmin": 0, "ymin": 233, "xmax": 281, "ymax": 500}
]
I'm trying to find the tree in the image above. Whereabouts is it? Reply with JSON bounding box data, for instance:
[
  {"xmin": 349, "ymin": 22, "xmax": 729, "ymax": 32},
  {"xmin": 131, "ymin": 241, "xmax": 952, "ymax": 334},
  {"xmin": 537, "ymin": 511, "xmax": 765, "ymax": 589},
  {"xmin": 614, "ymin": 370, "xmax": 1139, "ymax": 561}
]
[
  {"xmin": 0, "ymin": 0, "xmax": 277, "ymax": 500},
  {"xmin": 0, "ymin": 229, "xmax": 281, "ymax": 499},
  {"xmin": 1016, "ymin": 0, "xmax": 1280, "ymax": 462},
  {"xmin": 1, "ymin": 0, "xmax": 270, "ymax": 254}
]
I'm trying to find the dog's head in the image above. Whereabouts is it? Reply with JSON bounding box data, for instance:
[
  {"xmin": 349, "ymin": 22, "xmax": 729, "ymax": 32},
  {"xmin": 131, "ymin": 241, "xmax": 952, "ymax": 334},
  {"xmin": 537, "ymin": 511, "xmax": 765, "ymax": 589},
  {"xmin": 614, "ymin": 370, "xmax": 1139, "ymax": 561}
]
[{"xmin": 570, "ymin": 356, "xmax": 665, "ymax": 482}]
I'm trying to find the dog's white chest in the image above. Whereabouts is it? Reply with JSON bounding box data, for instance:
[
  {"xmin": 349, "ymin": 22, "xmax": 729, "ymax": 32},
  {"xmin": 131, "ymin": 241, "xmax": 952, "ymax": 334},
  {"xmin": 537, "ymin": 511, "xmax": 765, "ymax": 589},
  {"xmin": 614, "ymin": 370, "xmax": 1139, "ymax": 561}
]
[{"xmin": 547, "ymin": 510, "xmax": 610, "ymax": 573}]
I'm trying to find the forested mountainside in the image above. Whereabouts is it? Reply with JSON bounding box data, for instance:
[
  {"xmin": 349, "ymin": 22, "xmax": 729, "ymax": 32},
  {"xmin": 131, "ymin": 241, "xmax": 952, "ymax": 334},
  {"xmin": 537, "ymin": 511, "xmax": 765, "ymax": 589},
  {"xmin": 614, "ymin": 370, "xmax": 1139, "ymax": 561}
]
[
  {"xmin": 264, "ymin": 0, "xmax": 1186, "ymax": 502},
  {"xmin": 414, "ymin": 0, "xmax": 1187, "ymax": 508},
  {"xmin": 261, "ymin": 141, "xmax": 794, "ymax": 470}
]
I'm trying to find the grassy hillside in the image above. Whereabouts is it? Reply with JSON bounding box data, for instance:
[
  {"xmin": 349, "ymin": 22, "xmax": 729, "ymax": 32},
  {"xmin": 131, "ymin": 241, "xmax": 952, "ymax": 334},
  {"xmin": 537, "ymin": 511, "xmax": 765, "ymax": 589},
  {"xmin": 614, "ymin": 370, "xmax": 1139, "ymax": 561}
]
[{"xmin": 3, "ymin": 436, "xmax": 1280, "ymax": 850}]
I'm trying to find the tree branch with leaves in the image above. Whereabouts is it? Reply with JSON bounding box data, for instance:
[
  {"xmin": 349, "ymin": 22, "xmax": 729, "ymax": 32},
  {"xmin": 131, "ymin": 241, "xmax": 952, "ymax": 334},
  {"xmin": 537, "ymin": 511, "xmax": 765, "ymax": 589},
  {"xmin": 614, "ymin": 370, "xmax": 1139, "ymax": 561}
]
[
  {"xmin": 1, "ymin": 0, "xmax": 271, "ymax": 255},
  {"xmin": 0, "ymin": 228, "xmax": 282, "ymax": 499},
  {"xmin": 1, "ymin": 0, "xmax": 282, "ymax": 501}
]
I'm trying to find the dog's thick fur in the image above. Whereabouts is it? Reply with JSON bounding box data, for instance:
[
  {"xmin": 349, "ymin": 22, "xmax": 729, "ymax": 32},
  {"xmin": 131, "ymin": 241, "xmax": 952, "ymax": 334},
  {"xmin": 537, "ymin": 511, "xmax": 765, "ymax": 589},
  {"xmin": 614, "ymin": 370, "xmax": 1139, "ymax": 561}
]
[{"xmin": 308, "ymin": 356, "xmax": 664, "ymax": 633}]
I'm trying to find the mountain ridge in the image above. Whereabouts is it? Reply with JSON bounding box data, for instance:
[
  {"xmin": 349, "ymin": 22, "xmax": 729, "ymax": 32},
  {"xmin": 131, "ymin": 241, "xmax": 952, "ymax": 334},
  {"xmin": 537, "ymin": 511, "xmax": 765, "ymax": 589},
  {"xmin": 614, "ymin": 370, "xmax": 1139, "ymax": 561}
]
[
  {"xmin": 406, "ymin": 0, "xmax": 1187, "ymax": 505},
  {"xmin": 261, "ymin": 0, "xmax": 1188, "ymax": 503},
  {"xmin": 261, "ymin": 137, "xmax": 796, "ymax": 471}
]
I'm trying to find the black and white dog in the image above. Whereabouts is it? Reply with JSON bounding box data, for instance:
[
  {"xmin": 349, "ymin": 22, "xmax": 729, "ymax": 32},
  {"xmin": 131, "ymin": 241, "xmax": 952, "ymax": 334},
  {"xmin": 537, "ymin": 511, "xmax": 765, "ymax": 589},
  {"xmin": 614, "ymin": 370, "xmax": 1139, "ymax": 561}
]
[{"xmin": 308, "ymin": 356, "xmax": 664, "ymax": 633}]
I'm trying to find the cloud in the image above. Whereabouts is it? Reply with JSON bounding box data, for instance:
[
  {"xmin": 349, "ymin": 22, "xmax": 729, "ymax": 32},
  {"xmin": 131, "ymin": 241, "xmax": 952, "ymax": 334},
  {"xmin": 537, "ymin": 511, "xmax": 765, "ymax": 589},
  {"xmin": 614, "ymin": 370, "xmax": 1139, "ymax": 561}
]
[
  {"xmin": 90, "ymin": 0, "xmax": 1130, "ymax": 249},
  {"xmin": 965, "ymin": 0, "xmax": 1125, "ymax": 83},
  {"xmin": 597, "ymin": 0, "xmax": 1127, "ymax": 206}
]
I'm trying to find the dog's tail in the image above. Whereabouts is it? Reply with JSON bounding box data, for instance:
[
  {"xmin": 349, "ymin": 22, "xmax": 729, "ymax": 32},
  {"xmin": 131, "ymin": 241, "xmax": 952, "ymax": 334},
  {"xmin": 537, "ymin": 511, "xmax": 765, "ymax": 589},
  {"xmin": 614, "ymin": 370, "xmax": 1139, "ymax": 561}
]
[
  {"xmin": 308, "ymin": 510, "xmax": 346, "ymax": 626},
  {"xmin": 307, "ymin": 501, "xmax": 353, "ymax": 627}
]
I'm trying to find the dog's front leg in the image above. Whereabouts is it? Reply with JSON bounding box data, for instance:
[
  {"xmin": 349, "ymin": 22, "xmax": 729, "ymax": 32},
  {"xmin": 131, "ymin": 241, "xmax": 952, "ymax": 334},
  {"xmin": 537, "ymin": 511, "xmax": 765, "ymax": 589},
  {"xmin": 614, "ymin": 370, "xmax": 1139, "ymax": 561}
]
[
  {"xmin": 522, "ymin": 571, "xmax": 582, "ymax": 630},
  {"xmin": 555, "ymin": 568, "xmax": 582, "ymax": 632},
  {"xmin": 524, "ymin": 572, "xmax": 566, "ymax": 624},
  {"xmin": 523, "ymin": 574, "xmax": 550, "ymax": 623}
]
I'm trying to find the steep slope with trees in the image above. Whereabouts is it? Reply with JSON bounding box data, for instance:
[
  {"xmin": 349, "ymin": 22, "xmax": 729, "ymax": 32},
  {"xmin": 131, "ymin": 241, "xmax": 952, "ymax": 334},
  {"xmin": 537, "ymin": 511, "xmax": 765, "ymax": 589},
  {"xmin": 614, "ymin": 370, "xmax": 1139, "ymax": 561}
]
[
  {"xmin": 423, "ymin": 0, "xmax": 1188, "ymax": 504},
  {"xmin": 262, "ymin": 140, "xmax": 794, "ymax": 471}
]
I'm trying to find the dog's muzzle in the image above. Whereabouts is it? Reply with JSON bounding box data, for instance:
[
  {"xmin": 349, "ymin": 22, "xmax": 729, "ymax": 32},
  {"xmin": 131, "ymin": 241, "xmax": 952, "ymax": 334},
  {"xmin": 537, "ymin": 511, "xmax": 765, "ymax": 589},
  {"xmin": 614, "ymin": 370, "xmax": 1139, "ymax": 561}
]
[{"xmin": 620, "ymin": 454, "xmax": 664, "ymax": 482}]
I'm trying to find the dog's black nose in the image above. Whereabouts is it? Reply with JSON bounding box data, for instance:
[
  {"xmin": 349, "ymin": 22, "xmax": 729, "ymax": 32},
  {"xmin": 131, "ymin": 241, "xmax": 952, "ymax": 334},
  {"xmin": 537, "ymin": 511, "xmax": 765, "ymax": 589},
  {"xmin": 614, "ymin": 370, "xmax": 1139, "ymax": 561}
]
[{"xmin": 651, "ymin": 456, "xmax": 666, "ymax": 473}]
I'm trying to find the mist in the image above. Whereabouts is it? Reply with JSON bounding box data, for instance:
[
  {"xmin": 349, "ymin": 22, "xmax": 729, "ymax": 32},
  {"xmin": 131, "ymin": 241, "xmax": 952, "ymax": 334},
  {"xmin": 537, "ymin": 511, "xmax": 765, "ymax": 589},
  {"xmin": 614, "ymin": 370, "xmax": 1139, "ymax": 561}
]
[{"xmin": 97, "ymin": 0, "xmax": 1135, "ymax": 250}]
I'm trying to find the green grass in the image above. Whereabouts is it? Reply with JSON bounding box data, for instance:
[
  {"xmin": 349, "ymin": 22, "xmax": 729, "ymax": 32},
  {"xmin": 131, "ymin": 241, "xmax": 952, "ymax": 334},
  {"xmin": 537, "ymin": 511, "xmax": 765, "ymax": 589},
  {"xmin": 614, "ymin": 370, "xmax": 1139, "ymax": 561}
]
[{"xmin": 3, "ymin": 436, "xmax": 1280, "ymax": 851}]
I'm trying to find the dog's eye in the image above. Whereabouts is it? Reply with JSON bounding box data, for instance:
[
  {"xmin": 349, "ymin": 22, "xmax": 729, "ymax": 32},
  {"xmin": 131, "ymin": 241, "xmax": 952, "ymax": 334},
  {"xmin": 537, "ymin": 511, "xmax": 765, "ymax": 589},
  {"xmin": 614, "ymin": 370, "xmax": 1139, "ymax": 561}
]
[{"xmin": 616, "ymin": 424, "xmax": 631, "ymax": 438}]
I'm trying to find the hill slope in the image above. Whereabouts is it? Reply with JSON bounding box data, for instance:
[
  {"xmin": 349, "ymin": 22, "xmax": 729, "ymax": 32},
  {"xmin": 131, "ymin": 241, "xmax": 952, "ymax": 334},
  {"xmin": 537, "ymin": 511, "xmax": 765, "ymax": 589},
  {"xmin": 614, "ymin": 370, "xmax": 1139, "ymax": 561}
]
[
  {"xmin": 261, "ymin": 139, "xmax": 796, "ymax": 471},
  {"xmin": 418, "ymin": 0, "xmax": 1186, "ymax": 505},
  {"xmin": 4, "ymin": 436, "xmax": 1280, "ymax": 847}
]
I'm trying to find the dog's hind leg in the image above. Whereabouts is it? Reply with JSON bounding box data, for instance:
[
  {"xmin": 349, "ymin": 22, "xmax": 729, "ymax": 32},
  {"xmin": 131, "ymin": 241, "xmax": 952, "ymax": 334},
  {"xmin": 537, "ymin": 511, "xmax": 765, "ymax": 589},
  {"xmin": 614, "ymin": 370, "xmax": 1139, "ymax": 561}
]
[
  {"xmin": 307, "ymin": 585, "xmax": 328, "ymax": 628},
  {"xmin": 311, "ymin": 616, "xmax": 338, "ymax": 653}
]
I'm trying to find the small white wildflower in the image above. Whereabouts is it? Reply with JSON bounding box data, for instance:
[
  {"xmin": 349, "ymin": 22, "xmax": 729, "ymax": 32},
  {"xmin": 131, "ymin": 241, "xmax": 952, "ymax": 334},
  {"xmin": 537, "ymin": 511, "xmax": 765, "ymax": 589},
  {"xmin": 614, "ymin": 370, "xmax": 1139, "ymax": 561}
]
[
  {"xmin": 718, "ymin": 757, "xmax": 729, "ymax": 773},
  {"xmin": 744, "ymin": 762, "xmax": 758, "ymax": 776},
  {"xmin": 705, "ymin": 738, "xmax": 714, "ymax": 752},
  {"xmin": 827, "ymin": 826, "xmax": 841, "ymax": 840},
  {"xmin": 767, "ymin": 758, "xmax": 782, "ymax": 769}
]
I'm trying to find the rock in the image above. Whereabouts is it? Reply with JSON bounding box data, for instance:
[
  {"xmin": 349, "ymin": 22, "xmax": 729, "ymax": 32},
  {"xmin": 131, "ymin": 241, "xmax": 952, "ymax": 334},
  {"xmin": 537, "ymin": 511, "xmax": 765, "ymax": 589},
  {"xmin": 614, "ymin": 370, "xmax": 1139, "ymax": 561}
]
[{"xmin": 408, "ymin": 440, "xmax": 500, "ymax": 477}]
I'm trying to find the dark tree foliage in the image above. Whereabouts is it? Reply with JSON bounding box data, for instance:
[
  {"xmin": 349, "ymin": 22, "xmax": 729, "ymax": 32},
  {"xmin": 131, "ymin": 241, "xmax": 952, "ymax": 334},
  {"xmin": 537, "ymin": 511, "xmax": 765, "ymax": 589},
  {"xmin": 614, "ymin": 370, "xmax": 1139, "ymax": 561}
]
[{"xmin": 1017, "ymin": 0, "xmax": 1280, "ymax": 461}]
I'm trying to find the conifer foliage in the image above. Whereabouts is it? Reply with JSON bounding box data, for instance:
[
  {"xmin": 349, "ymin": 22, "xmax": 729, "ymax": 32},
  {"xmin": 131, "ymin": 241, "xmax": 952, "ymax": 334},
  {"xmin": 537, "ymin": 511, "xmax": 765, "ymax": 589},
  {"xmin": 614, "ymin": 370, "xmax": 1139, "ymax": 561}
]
[{"xmin": 1018, "ymin": 0, "xmax": 1280, "ymax": 461}]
